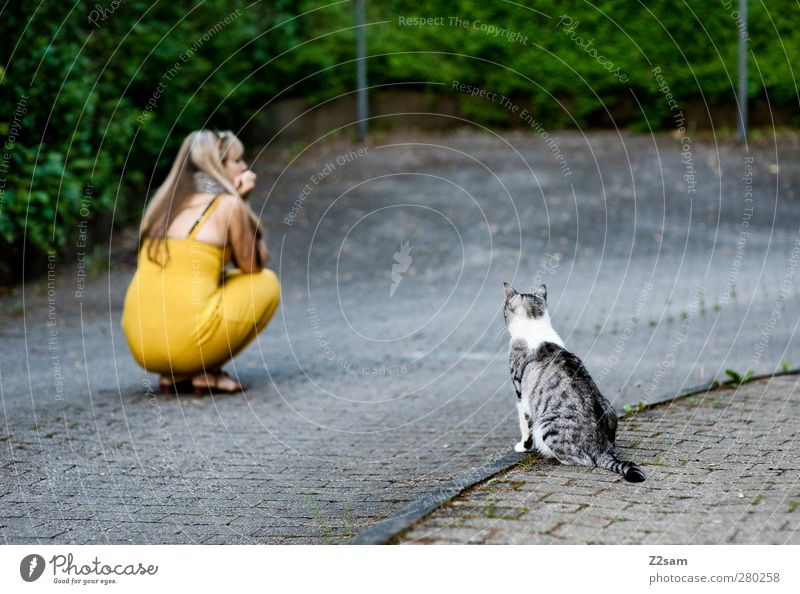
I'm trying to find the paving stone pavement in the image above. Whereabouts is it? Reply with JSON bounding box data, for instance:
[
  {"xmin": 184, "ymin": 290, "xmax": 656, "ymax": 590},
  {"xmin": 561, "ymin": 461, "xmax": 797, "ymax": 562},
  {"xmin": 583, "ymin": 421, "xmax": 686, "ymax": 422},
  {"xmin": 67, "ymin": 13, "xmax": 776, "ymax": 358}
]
[
  {"xmin": 394, "ymin": 375, "xmax": 800, "ymax": 544},
  {"xmin": 0, "ymin": 384, "xmax": 509, "ymax": 544}
]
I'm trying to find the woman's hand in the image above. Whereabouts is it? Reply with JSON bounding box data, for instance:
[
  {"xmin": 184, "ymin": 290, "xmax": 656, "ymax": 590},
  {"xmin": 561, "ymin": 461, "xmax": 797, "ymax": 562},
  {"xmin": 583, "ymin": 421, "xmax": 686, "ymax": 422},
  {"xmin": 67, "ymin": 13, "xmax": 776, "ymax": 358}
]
[{"xmin": 233, "ymin": 170, "xmax": 257, "ymax": 199}]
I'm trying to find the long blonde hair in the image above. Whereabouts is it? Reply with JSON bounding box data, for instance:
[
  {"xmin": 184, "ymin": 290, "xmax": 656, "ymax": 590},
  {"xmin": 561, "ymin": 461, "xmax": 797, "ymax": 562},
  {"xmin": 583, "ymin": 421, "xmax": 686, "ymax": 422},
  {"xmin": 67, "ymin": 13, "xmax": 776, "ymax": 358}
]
[{"xmin": 140, "ymin": 129, "xmax": 261, "ymax": 263}]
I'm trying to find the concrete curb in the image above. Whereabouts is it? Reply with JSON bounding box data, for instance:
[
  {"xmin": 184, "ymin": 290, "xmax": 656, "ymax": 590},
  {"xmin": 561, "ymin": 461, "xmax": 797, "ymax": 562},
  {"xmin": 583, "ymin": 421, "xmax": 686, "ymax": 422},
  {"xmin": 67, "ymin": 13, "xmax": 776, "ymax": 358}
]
[{"xmin": 348, "ymin": 368, "xmax": 800, "ymax": 544}]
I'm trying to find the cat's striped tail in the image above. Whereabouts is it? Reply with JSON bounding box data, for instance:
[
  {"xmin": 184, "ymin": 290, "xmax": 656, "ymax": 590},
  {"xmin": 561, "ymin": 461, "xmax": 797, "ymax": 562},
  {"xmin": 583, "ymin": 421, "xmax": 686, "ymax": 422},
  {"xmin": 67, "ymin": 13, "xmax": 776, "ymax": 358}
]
[{"xmin": 596, "ymin": 451, "xmax": 646, "ymax": 482}]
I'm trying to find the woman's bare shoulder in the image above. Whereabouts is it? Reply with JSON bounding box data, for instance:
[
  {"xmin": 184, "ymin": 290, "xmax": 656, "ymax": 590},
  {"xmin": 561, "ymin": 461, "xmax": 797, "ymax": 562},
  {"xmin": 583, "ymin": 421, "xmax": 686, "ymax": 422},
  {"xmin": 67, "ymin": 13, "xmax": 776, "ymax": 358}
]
[
  {"xmin": 209, "ymin": 194, "xmax": 256, "ymax": 235},
  {"xmin": 214, "ymin": 193, "xmax": 247, "ymax": 214}
]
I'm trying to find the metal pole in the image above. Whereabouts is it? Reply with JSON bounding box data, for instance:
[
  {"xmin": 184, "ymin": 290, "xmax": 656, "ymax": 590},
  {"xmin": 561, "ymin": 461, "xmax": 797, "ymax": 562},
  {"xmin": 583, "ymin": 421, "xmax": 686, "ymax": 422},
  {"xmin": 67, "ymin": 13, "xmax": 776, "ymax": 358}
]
[
  {"xmin": 356, "ymin": 0, "xmax": 368, "ymax": 142},
  {"xmin": 737, "ymin": 0, "xmax": 748, "ymax": 143}
]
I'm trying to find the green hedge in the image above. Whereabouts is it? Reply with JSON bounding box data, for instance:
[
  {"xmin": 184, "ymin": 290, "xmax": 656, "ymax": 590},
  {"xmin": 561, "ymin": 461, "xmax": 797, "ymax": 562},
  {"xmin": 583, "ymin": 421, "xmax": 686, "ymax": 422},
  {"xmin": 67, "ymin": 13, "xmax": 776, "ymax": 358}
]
[
  {"xmin": 0, "ymin": 0, "xmax": 292, "ymax": 280},
  {"xmin": 1, "ymin": 1, "xmax": 798, "ymax": 281},
  {"xmin": 365, "ymin": 0, "xmax": 800, "ymax": 127}
]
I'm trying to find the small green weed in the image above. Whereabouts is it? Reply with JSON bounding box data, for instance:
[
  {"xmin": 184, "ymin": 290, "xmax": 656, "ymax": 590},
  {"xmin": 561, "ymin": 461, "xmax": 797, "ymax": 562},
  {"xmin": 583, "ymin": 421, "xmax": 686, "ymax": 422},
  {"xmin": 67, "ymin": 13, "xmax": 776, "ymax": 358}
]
[
  {"xmin": 519, "ymin": 454, "xmax": 540, "ymax": 472},
  {"xmin": 623, "ymin": 400, "xmax": 646, "ymax": 417},
  {"xmin": 724, "ymin": 368, "xmax": 754, "ymax": 386}
]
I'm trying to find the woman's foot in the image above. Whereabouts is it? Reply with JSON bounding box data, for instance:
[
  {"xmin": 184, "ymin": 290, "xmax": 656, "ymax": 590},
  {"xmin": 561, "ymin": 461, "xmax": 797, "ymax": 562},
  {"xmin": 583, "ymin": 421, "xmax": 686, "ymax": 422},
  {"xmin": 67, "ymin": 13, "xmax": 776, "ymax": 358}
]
[
  {"xmin": 191, "ymin": 369, "xmax": 247, "ymax": 394},
  {"xmin": 159, "ymin": 375, "xmax": 193, "ymax": 394}
]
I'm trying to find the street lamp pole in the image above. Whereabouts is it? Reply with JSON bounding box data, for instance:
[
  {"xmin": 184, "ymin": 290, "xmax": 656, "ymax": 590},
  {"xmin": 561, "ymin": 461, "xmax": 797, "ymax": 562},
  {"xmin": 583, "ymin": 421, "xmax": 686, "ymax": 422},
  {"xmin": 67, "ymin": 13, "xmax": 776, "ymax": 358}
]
[
  {"xmin": 356, "ymin": 0, "xmax": 368, "ymax": 142},
  {"xmin": 737, "ymin": 0, "xmax": 748, "ymax": 143}
]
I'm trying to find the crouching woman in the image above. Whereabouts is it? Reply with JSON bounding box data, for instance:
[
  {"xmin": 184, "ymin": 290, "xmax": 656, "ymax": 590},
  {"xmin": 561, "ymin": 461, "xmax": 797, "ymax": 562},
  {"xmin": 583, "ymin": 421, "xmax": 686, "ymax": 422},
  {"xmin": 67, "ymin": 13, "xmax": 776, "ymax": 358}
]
[{"xmin": 121, "ymin": 130, "xmax": 280, "ymax": 394}]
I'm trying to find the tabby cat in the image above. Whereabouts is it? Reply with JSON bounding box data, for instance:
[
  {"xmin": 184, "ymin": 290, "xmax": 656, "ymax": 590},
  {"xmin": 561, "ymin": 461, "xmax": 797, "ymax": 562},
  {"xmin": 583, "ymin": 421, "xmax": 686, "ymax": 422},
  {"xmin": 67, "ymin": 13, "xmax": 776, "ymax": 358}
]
[{"xmin": 503, "ymin": 282, "xmax": 646, "ymax": 482}]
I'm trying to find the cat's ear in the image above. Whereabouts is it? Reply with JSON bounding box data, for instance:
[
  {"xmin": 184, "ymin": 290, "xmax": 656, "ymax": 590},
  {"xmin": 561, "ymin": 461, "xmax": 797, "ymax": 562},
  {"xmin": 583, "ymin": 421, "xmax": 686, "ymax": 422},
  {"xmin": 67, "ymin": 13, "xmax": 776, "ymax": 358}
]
[
  {"xmin": 533, "ymin": 284, "xmax": 547, "ymax": 301},
  {"xmin": 503, "ymin": 282, "xmax": 517, "ymax": 300}
]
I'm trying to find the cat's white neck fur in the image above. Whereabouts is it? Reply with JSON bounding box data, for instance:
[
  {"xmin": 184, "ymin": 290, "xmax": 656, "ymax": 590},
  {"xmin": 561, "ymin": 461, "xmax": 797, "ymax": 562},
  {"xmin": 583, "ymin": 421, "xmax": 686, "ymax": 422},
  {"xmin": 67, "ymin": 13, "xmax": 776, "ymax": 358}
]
[{"xmin": 507, "ymin": 313, "xmax": 564, "ymax": 350}]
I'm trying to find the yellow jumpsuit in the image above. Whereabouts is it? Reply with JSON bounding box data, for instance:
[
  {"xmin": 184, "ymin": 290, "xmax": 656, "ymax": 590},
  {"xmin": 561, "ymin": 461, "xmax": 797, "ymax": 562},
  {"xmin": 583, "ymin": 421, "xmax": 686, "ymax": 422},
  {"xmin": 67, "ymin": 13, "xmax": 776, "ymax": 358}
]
[{"xmin": 121, "ymin": 196, "xmax": 281, "ymax": 377}]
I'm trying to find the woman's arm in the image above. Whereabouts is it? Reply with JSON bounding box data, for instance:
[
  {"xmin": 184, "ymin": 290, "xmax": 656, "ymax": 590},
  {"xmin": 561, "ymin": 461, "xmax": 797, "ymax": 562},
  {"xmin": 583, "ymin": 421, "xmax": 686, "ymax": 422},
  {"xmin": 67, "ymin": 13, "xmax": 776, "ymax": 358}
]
[
  {"xmin": 257, "ymin": 234, "xmax": 269, "ymax": 266},
  {"xmin": 227, "ymin": 197, "xmax": 268, "ymax": 273}
]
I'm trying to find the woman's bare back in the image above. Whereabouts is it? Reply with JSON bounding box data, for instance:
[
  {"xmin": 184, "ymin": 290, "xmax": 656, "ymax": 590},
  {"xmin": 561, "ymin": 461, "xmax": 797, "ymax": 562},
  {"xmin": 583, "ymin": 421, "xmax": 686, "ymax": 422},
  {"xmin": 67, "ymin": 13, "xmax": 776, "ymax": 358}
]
[{"xmin": 166, "ymin": 192, "xmax": 228, "ymax": 245}]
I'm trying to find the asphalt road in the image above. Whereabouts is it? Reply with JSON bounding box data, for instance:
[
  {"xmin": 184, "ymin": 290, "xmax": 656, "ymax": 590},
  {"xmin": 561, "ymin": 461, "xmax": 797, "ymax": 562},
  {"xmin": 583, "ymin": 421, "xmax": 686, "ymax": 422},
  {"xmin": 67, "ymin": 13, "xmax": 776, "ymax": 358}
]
[{"xmin": 1, "ymin": 129, "xmax": 799, "ymax": 543}]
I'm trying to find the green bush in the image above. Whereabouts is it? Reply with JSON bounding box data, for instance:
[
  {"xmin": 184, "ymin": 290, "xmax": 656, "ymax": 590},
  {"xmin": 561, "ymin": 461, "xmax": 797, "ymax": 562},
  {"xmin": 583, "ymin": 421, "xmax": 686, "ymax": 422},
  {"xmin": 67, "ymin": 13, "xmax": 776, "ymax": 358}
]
[{"xmin": 0, "ymin": 1, "xmax": 280, "ymax": 281}]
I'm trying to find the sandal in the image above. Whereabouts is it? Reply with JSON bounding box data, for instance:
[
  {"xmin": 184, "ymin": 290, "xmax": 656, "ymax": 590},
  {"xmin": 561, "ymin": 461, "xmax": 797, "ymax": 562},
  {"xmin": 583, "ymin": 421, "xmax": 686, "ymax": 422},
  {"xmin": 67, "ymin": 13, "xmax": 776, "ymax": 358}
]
[
  {"xmin": 159, "ymin": 377, "xmax": 194, "ymax": 395},
  {"xmin": 191, "ymin": 369, "xmax": 248, "ymax": 395}
]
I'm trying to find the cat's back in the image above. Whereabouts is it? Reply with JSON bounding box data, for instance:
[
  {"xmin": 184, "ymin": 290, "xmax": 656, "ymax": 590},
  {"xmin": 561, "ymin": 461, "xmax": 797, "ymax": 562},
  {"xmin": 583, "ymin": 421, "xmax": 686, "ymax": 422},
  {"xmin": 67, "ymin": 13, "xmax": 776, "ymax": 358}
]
[
  {"xmin": 511, "ymin": 339, "xmax": 603, "ymax": 398},
  {"xmin": 529, "ymin": 341, "xmax": 617, "ymax": 442},
  {"xmin": 529, "ymin": 342, "xmax": 601, "ymax": 397},
  {"xmin": 533, "ymin": 341, "xmax": 586, "ymax": 376}
]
